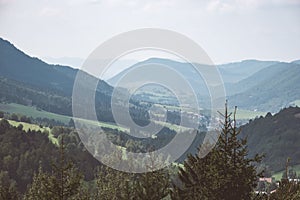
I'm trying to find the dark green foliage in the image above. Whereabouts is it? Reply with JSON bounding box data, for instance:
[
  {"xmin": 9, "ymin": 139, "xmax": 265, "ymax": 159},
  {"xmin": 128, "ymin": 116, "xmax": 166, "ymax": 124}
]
[
  {"xmin": 95, "ymin": 165, "xmax": 170, "ymax": 200},
  {"xmin": 240, "ymin": 106, "xmax": 300, "ymax": 172},
  {"xmin": 0, "ymin": 111, "xmax": 4, "ymax": 118},
  {"xmin": 24, "ymin": 140, "xmax": 84, "ymax": 200},
  {"xmin": 0, "ymin": 119, "xmax": 100, "ymax": 195},
  {"xmin": 135, "ymin": 170, "xmax": 170, "ymax": 200},
  {"xmin": 95, "ymin": 166, "xmax": 136, "ymax": 200},
  {"xmin": 172, "ymin": 104, "xmax": 262, "ymax": 199},
  {"xmin": 0, "ymin": 119, "xmax": 59, "ymax": 193},
  {"xmin": 10, "ymin": 113, "xmax": 19, "ymax": 121},
  {"xmin": 0, "ymin": 170, "xmax": 19, "ymax": 200},
  {"xmin": 269, "ymin": 181, "xmax": 300, "ymax": 199},
  {"xmin": 20, "ymin": 115, "xmax": 31, "ymax": 123}
]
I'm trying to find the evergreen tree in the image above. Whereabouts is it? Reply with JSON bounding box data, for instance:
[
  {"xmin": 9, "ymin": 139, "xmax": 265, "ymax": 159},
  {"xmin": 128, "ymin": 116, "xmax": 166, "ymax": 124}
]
[
  {"xmin": 134, "ymin": 150, "xmax": 171, "ymax": 200},
  {"xmin": 0, "ymin": 170, "xmax": 19, "ymax": 200},
  {"xmin": 171, "ymin": 103, "xmax": 263, "ymax": 200},
  {"xmin": 24, "ymin": 166, "xmax": 53, "ymax": 200},
  {"xmin": 269, "ymin": 181, "xmax": 300, "ymax": 200},
  {"xmin": 24, "ymin": 137, "xmax": 83, "ymax": 200},
  {"xmin": 95, "ymin": 148, "xmax": 171, "ymax": 200},
  {"xmin": 135, "ymin": 170, "xmax": 170, "ymax": 200}
]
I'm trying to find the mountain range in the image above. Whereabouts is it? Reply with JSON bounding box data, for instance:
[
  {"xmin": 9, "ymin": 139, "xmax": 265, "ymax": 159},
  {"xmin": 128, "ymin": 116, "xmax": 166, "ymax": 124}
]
[
  {"xmin": 108, "ymin": 57, "xmax": 300, "ymax": 112},
  {"xmin": 1, "ymin": 36, "xmax": 300, "ymax": 117},
  {"xmin": 1, "ymin": 37, "xmax": 300, "ymax": 173}
]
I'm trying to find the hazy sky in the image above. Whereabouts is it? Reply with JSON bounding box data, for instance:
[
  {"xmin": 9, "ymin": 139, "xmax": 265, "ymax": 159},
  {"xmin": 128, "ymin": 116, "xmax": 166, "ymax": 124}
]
[{"xmin": 0, "ymin": 0, "xmax": 300, "ymax": 66}]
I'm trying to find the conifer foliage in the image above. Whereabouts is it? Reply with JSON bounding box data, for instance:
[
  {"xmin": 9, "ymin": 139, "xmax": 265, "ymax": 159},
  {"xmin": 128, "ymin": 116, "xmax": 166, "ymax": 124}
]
[
  {"xmin": 24, "ymin": 137, "xmax": 83, "ymax": 200},
  {"xmin": 171, "ymin": 103, "xmax": 263, "ymax": 200}
]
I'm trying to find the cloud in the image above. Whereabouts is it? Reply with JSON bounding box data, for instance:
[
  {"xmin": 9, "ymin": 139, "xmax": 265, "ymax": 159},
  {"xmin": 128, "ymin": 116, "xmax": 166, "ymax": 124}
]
[
  {"xmin": 206, "ymin": 0, "xmax": 235, "ymax": 13},
  {"xmin": 39, "ymin": 7, "xmax": 61, "ymax": 17},
  {"xmin": 142, "ymin": 0, "xmax": 174, "ymax": 13},
  {"xmin": 206, "ymin": 0, "xmax": 300, "ymax": 13},
  {"xmin": 0, "ymin": 0, "xmax": 13, "ymax": 4}
]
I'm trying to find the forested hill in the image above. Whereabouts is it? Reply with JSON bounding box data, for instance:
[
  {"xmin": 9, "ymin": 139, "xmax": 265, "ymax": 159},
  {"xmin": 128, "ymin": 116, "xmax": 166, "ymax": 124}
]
[
  {"xmin": 240, "ymin": 106, "xmax": 300, "ymax": 172},
  {"xmin": 0, "ymin": 37, "xmax": 112, "ymax": 96},
  {"xmin": 228, "ymin": 62, "xmax": 300, "ymax": 112}
]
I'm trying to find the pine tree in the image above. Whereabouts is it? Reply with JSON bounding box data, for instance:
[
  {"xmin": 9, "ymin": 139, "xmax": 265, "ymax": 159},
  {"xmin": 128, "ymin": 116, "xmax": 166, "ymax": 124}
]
[
  {"xmin": 134, "ymin": 150, "xmax": 171, "ymax": 200},
  {"xmin": 24, "ymin": 166, "xmax": 53, "ymax": 200},
  {"xmin": 95, "ymin": 148, "xmax": 171, "ymax": 199},
  {"xmin": 215, "ymin": 105, "xmax": 263, "ymax": 200},
  {"xmin": 24, "ymin": 137, "xmax": 83, "ymax": 200},
  {"xmin": 270, "ymin": 181, "xmax": 300, "ymax": 200},
  {"xmin": 270, "ymin": 158, "xmax": 300, "ymax": 200},
  {"xmin": 170, "ymin": 148, "xmax": 220, "ymax": 200},
  {"xmin": 171, "ymin": 102, "xmax": 263, "ymax": 200},
  {"xmin": 0, "ymin": 170, "xmax": 19, "ymax": 200},
  {"xmin": 50, "ymin": 137, "xmax": 83, "ymax": 200},
  {"xmin": 135, "ymin": 170, "xmax": 170, "ymax": 200}
]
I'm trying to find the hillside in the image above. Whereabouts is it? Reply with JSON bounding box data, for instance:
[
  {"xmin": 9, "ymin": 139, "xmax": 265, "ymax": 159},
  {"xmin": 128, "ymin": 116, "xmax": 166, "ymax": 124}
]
[
  {"xmin": 218, "ymin": 59, "xmax": 278, "ymax": 83},
  {"xmin": 240, "ymin": 106, "xmax": 300, "ymax": 172},
  {"xmin": 108, "ymin": 58, "xmax": 276, "ymax": 86},
  {"xmin": 108, "ymin": 58, "xmax": 277, "ymax": 97},
  {"xmin": 0, "ymin": 119, "xmax": 100, "ymax": 193},
  {"xmin": 0, "ymin": 38, "xmax": 112, "ymax": 96},
  {"xmin": 0, "ymin": 38, "xmax": 151, "ymax": 125},
  {"xmin": 228, "ymin": 62, "xmax": 300, "ymax": 112},
  {"xmin": 109, "ymin": 57, "xmax": 299, "ymax": 112}
]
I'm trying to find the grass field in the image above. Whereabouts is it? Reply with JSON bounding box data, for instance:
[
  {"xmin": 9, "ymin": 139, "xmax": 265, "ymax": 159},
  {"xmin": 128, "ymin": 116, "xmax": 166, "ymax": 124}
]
[
  {"xmin": 0, "ymin": 103, "xmax": 71, "ymax": 124},
  {"xmin": 0, "ymin": 102, "xmax": 266, "ymax": 138},
  {"xmin": 272, "ymin": 164, "xmax": 300, "ymax": 181},
  {"xmin": 1, "ymin": 118, "xmax": 59, "ymax": 145},
  {"xmin": 0, "ymin": 103, "xmax": 189, "ymax": 133},
  {"xmin": 0, "ymin": 103, "xmax": 127, "ymax": 132}
]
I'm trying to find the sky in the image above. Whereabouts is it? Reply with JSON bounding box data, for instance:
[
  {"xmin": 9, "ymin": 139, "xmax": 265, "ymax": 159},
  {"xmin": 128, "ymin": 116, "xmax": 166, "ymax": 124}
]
[{"xmin": 0, "ymin": 0, "xmax": 300, "ymax": 68}]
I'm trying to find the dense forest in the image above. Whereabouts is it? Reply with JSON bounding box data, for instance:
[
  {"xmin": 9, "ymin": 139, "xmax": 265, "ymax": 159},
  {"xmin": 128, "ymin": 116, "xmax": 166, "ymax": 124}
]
[{"xmin": 1, "ymin": 105, "xmax": 300, "ymax": 199}]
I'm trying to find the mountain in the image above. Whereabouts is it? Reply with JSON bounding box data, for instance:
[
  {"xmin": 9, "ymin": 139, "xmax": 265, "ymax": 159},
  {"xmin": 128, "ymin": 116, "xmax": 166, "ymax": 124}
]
[
  {"xmin": 218, "ymin": 59, "xmax": 278, "ymax": 83},
  {"xmin": 108, "ymin": 57, "xmax": 207, "ymax": 93},
  {"xmin": 292, "ymin": 59, "xmax": 300, "ymax": 65},
  {"xmin": 0, "ymin": 38, "xmax": 153, "ymax": 125},
  {"xmin": 109, "ymin": 57, "xmax": 299, "ymax": 112},
  {"xmin": 0, "ymin": 38, "xmax": 143, "ymax": 123},
  {"xmin": 240, "ymin": 106, "xmax": 300, "ymax": 172},
  {"xmin": 0, "ymin": 38, "xmax": 112, "ymax": 96},
  {"xmin": 107, "ymin": 58, "xmax": 277, "ymax": 107},
  {"xmin": 42, "ymin": 56, "xmax": 85, "ymax": 69},
  {"xmin": 108, "ymin": 58, "xmax": 277, "ymax": 86},
  {"xmin": 224, "ymin": 62, "xmax": 291, "ymax": 96},
  {"xmin": 228, "ymin": 62, "xmax": 300, "ymax": 112}
]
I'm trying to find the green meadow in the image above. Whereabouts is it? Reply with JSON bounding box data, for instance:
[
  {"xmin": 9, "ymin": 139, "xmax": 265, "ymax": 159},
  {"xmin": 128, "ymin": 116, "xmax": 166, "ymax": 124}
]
[
  {"xmin": 272, "ymin": 164, "xmax": 300, "ymax": 181},
  {"xmin": 1, "ymin": 118, "xmax": 59, "ymax": 145}
]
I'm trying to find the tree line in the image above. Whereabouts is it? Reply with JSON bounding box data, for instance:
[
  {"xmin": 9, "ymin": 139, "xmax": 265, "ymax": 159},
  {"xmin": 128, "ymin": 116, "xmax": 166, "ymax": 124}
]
[{"xmin": 1, "ymin": 104, "xmax": 300, "ymax": 199}]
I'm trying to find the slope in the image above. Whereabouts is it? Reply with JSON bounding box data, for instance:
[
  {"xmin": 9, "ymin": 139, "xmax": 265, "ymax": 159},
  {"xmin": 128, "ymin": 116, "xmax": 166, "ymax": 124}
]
[
  {"xmin": 228, "ymin": 62, "xmax": 300, "ymax": 112},
  {"xmin": 240, "ymin": 106, "xmax": 300, "ymax": 172}
]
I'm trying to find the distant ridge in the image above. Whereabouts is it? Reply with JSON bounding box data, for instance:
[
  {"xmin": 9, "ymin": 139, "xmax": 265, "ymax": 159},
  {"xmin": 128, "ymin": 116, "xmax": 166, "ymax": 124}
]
[
  {"xmin": 0, "ymin": 37, "xmax": 115, "ymax": 121},
  {"xmin": 228, "ymin": 62, "xmax": 300, "ymax": 112},
  {"xmin": 108, "ymin": 57, "xmax": 300, "ymax": 112},
  {"xmin": 0, "ymin": 37, "xmax": 112, "ymax": 96}
]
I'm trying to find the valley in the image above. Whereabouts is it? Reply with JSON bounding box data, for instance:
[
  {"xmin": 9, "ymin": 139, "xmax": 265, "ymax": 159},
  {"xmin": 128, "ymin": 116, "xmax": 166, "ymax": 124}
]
[{"xmin": 0, "ymin": 36, "xmax": 300, "ymax": 199}]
